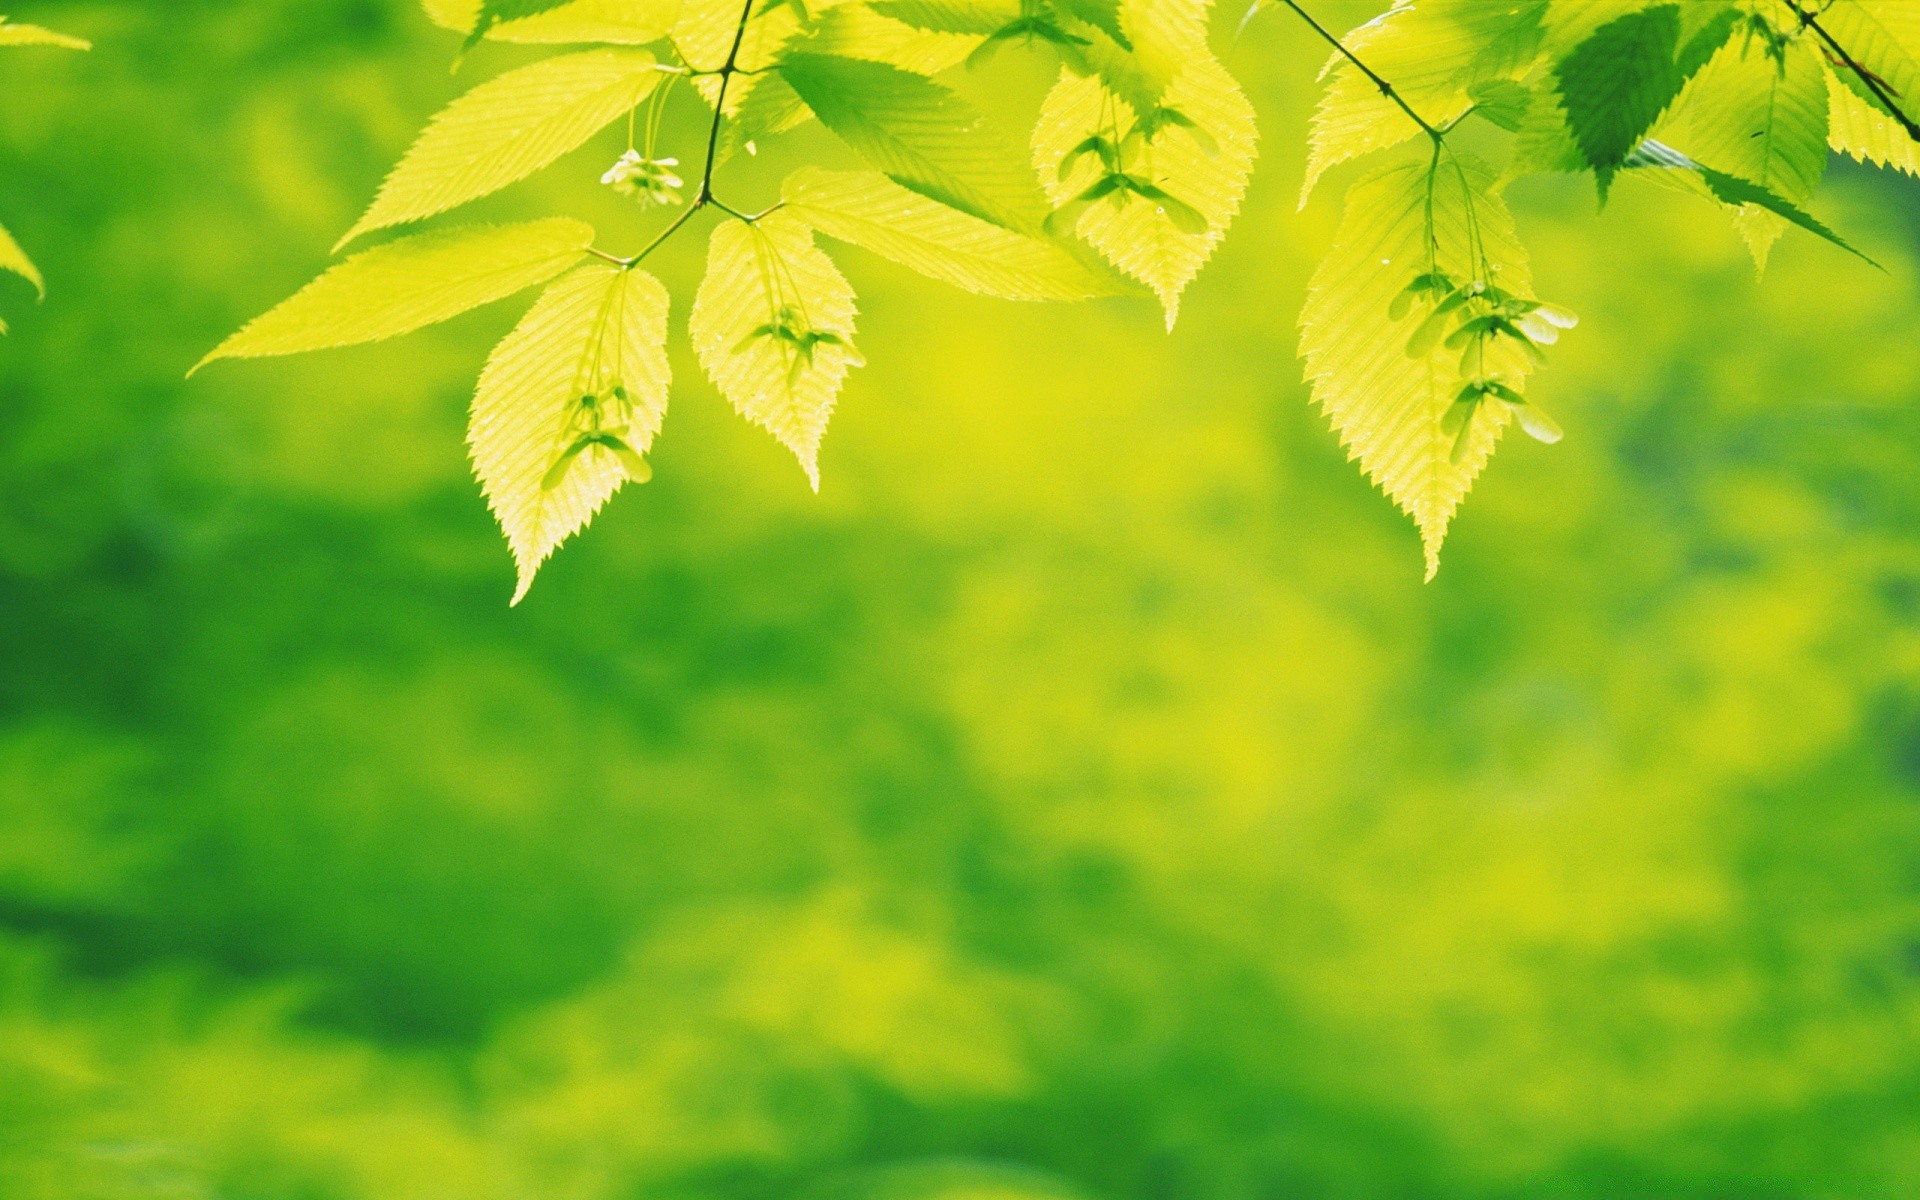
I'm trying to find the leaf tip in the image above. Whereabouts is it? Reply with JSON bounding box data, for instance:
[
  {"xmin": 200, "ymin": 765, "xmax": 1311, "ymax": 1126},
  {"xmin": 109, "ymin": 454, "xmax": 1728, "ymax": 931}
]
[{"xmin": 185, "ymin": 348, "xmax": 225, "ymax": 379}]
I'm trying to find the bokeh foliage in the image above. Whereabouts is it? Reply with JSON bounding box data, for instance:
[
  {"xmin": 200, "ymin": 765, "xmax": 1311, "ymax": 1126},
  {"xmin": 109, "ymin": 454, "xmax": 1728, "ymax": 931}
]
[{"xmin": 2, "ymin": 1, "xmax": 1919, "ymax": 1197}]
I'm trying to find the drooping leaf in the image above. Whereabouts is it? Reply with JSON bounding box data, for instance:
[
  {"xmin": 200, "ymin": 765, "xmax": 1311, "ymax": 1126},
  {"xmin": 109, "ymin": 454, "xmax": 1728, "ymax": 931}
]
[
  {"xmin": 1555, "ymin": 3, "xmax": 1738, "ymax": 198},
  {"xmin": 421, "ymin": 0, "xmax": 680, "ymax": 44},
  {"xmin": 1622, "ymin": 140, "xmax": 1876, "ymax": 266},
  {"xmin": 781, "ymin": 167, "xmax": 1124, "ymax": 301},
  {"xmin": 689, "ymin": 213, "xmax": 863, "ymax": 488},
  {"xmin": 470, "ymin": 262, "xmax": 670, "ymax": 604},
  {"xmin": 1299, "ymin": 0, "xmax": 1548, "ymax": 206},
  {"xmin": 341, "ymin": 49, "xmax": 661, "ymax": 248},
  {"xmin": 1033, "ymin": 55, "xmax": 1256, "ymax": 327},
  {"xmin": 780, "ymin": 53, "xmax": 1045, "ymax": 232},
  {"xmin": 1673, "ymin": 35, "xmax": 1828, "ymax": 270},
  {"xmin": 1299, "ymin": 154, "xmax": 1551, "ymax": 580},
  {"xmin": 194, "ymin": 219, "xmax": 594, "ymax": 372},
  {"xmin": 0, "ymin": 20, "xmax": 91, "ymax": 50},
  {"xmin": 0, "ymin": 221, "xmax": 45, "ymax": 299}
]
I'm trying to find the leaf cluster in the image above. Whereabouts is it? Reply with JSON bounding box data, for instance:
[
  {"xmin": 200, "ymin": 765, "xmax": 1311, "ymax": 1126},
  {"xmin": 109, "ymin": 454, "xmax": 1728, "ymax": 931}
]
[{"xmin": 190, "ymin": 0, "xmax": 1919, "ymax": 596}]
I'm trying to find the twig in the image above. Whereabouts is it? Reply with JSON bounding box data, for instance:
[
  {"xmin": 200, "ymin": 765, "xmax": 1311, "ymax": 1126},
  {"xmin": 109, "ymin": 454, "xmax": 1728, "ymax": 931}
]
[
  {"xmin": 601, "ymin": 0, "xmax": 760, "ymax": 267},
  {"xmin": 1272, "ymin": 0, "xmax": 1444, "ymax": 141}
]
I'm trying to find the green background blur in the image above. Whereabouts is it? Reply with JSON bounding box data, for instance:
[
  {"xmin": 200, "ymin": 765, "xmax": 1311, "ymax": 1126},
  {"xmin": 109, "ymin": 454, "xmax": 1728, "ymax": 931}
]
[{"xmin": 3, "ymin": 1, "xmax": 1919, "ymax": 1196}]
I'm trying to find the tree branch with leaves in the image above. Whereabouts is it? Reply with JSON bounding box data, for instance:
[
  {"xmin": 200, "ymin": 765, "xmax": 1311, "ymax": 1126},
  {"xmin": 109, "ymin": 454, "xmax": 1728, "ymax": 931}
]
[{"xmin": 192, "ymin": 0, "xmax": 1920, "ymax": 601}]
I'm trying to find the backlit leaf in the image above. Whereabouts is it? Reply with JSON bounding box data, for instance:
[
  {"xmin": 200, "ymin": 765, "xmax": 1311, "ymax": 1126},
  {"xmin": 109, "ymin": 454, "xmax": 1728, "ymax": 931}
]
[
  {"xmin": 1555, "ymin": 3, "xmax": 1738, "ymax": 198},
  {"xmin": 1622, "ymin": 139, "xmax": 1875, "ymax": 265},
  {"xmin": 780, "ymin": 53, "xmax": 1045, "ymax": 232},
  {"xmin": 1826, "ymin": 66, "xmax": 1920, "ymax": 176},
  {"xmin": 1033, "ymin": 54, "xmax": 1256, "ymax": 327},
  {"xmin": 195, "ymin": 219, "xmax": 594, "ymax": 371},
  {"xmin": 342, "ymin": 49, "xmax": 662, "ymax": 248},
  {"xmin": 1300, "ymin": 0, "xmax": 1548, "ymax": 206},
  {"xmin": 0, "ymin": 221, "xmax": 45, "ymax": 299},
  {"xmin": 1814, "ymin": 0, "xmax": 1920, "ymax": 154},
  {"xmin": 689, "ymin": 213, "xmax": 863, "ymax": 488},
  {"xmin": 0, "ymin": 20, "xmax": 91, "ymax": 50},
  {"xmin": 1673, "ymin": 35, "xmax": 1828, "ymax": 270},
  {"xmin": 782, "ymin": 167, "xmax": 1123, "ymax": 301},
  {"xmin": 1299, "ymin": 154, "xmax": 1549, "ymax": 580},
  {"xmin": 470, "ymin": 262, "xmax": 670, "ymax": 604},
  {"xmin": 421, "ymin": 0, "xmax": 680, "ymax": 44}
]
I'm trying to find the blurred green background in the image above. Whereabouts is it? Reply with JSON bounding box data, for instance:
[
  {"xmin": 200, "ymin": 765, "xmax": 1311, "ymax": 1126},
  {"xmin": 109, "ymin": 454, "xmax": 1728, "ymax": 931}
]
[{"xmin": 3, "ymin": 1, "xmax": 1920, "ymax": 1197}]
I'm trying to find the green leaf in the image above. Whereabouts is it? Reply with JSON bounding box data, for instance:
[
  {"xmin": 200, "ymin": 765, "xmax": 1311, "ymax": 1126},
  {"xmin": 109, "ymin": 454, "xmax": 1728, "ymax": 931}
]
[
  {"xmin": 1299, "ymin": 154, "xmax": 1553, "ymax": 580},
  {"xmin": 1300, "ymin": 0, "xmax": 1548, "ymax": 206},
  {"xmin": 422, "ymin": 0, "xmax": 680, "ymax": 45},
  {"xmin": 0, "ymin": 221, "xmax": 45, "ymax": 299},
  {"xmin": 0, "ymin": 20, "xmax": 91, "ymax": 50},
  {"xmin": 1622, "ymin": 140, "xmax": 1877, "ymax": 266},
  {"xmin": 1055, "ymin": 0, "xmax": 1128, "ymax": 49},
  {"xmin": 1555, "ymin": 3, "xmax": 1737, "ymax": 199},
  {"xmin": 1672, "ymin": 36, "xmax": 1828, "ymax": 270},
  {"xmin": 779, "ymin": 53, "xmax": 1045, "ymax": 233},
  {"xmin": 689, "ymin": 213, "xmax": 864, "ymax": 488},
  {"xmin": 470, "ymin": 262, "xmax": 670, "ymax": 604},
  {"xmin": 781, "ymin": 167, "xmax": 1124, "ymax": 301},
  {"xmin": 194, "ymin": 219, "xmax": 594, "ymax": 372},
  {"xmin": 1467, "ymin": 79, "xmax": 1533, "ymax": 131},
  {"xmin": 717, "ymin": 71, "xmax": 814, "ymax": 161},
  {"xmin": 1033, "ymin": 55, "xmax": 1257, "ymax": 328},
  {"xmin": 341, "ymin": 49, "xmax": 661, "ymax": 248}
]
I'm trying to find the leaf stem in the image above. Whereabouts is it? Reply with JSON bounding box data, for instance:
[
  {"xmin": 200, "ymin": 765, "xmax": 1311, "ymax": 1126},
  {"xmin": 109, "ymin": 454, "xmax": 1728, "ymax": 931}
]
[
  {"xmin": 598, "ymin": 0, "xmax": 760, "ymax": 267},
  {"xmin": 700, "ymin": 0, "xmax": 760, "ymax": 203},
  {"xmin": 1272, "ymin": 0, "xmax": 1444, "ymax": 141},
  {"xmin": 1781, "ymin": 1, "xmax": 1920, "ymax": 146}
]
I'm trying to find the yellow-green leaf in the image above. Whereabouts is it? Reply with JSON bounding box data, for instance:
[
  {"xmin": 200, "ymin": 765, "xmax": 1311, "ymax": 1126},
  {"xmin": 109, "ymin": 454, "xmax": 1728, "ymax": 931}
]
[
  {"xmin": 1816, "ymin": 0, "xmax": 1920, "ymax": 153},
  {"xmin": 342, "ymin": 49, "xmax": 660, "ymax": 248},
  {"xmin": 470, "ymin": 262, "xmax": 670, "ymax": 604},
  {"xmin": 781, "ymin": 167, "xmax": 1122, "ymax": 301},
  {"xmin": 1672, "ymin": 35, "xmax": 1828, "ymax": 270},
  {"xmin": 1826, "ymin": 65, "xmax": 1920, "ymax": 176},
  {"xmin": 0, "ymin": 221, "xmax": 45, "ymax": 299},
  {"xmin": 0, "ymin": 20, "xmax": 90, "ymax": 50},
  {"xmin": 195, "ymin": 219, "xmax": 594, "ymax": 372},
  {"xmin": 421, "ymin": 0, "xmax": 679, "ymax": 44},
  {"xmin": 689, "ymin": 213, "xmax": 863, "ymax": 489},
  {"xmin": 1300, "ymin": 0, "xmax": 1547, "ymax": 206},
  {"xmin": 1033, "ymin": 56, "xmax": 1256, "ymax": 328},
  {"xmin": 803, "ymin": 2, "xmax": 981, "ymax": 74},
  {"xmin": 1299, "ymin": 155, "xmax": 1548, "ymax": 580}
]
